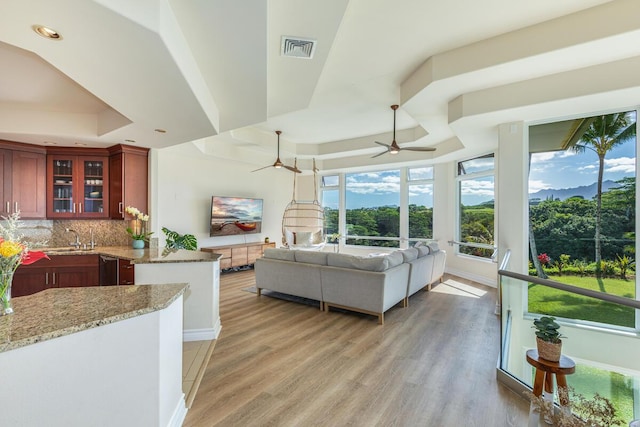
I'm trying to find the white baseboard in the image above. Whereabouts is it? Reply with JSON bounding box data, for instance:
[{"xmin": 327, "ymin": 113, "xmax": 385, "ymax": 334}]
[
  {"xmin": 183, "ymin": 317, "xmax": 221, "ymax": 342},
  {"xmin": 445, "ymin": 267, "xmax": 497, "ymax": 288},
  {"xmin": 167, "ymin": 394, "xmax": 187, "ymax": 427}
]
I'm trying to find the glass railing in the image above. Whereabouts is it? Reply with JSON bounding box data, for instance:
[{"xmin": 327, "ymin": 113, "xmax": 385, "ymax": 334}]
[{"xmin": 498, "ymin": 256, "xmax": 640, "ymax": 424}]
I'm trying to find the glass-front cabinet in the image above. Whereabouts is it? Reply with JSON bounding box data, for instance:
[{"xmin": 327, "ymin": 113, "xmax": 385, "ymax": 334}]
[{"xmin": 47, "ymin": 155, "xmax": 109, "ymax": 218}]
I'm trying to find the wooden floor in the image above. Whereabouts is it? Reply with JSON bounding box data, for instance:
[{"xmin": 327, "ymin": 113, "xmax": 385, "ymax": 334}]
[{"xmin": 184, "ymin": 270, "xmax": 530, "ymax": 427}]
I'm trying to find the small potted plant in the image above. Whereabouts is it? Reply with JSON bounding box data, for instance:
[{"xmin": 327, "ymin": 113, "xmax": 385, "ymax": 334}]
[{"xmin": 533, "ymin": 316, "xmax": 565, "ymax": 362}]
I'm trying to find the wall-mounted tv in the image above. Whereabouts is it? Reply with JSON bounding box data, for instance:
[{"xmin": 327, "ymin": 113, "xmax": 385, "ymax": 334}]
[{"xmin": 210, "ymin": 196, "xmax": 263, "ymax": 237}]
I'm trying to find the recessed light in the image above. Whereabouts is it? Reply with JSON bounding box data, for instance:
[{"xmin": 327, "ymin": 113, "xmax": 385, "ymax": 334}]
[
  {"xmin": 74, "ymin": 142, "xmax": 87, "ymax": 146},
  {"xmin": 124, "ymin": 139, "xmax": 136, "ymax": 143},
  {"xmin": 32, "ymin": 25, "xmax": 62, "ymax": 40},
  {"xmin": 43, "ymin": 141, "xmax": 58, "ymax": 145},
  {"xmin": 154, "ymin": 128, "xmax": 167, "ymax": 134}
]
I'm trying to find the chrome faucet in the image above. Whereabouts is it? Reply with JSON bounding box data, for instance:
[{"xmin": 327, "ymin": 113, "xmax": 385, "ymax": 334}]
[
  {"xmin": 65, "ymin": 228, "xmax": 81, "ymax": 248},
  {"xmin": 89, "ymin": 227, "xmax": 96, "ymax": 249}
]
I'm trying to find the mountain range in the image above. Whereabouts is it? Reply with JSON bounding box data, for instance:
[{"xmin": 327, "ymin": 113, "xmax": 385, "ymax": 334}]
[{"xmin": 529, "ymin": 180, "xmax": 618, "ymax": 201}]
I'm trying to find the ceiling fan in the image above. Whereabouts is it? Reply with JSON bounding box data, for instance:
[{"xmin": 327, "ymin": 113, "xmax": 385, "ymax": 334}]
[
  {"xmin": 372, "ymin": 104, "xmax": 436, "ymax": 158},
  {"xmin": 252, "ymin": 130, "xmax": 301, "ymax": 173}
]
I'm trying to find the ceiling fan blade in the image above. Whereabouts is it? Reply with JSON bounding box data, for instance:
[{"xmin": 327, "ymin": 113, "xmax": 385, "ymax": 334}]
[
  {"xmin": 402, "ymin": 146, "xmax": 436, "ymax": 152},
  {"xmin": 374, "ymin": 141, "xmax": 390, "ymax": 148},
  {"xmin": 251, "ymin": 164, "xmax": 272, "ymax": 172},
  {"xmin": 284, "ymin": 164, "xmax": 302, "ymax": 173},
  {"xmin": 371, "ymin": 150, "xmax": 388, "ymax": 158}
]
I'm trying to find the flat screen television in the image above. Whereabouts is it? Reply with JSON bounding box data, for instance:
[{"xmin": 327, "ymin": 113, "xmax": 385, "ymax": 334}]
[{"xmin": 210, "ymin": 196, "xmax": 263, "ymax": 237}]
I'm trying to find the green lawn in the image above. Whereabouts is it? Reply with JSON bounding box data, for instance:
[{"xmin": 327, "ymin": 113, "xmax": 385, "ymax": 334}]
[{"xmin": 528, "ymin": 275, "xmax": 636, "ymax": 327}]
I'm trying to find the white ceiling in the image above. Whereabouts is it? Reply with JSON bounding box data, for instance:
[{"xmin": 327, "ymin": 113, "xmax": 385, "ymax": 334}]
[{"xmin": 1, "ymin": 0, "xmax": 639, "ymax": 173}]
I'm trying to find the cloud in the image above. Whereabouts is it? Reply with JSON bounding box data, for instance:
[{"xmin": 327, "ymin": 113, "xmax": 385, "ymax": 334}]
[
  {"xmin": 460, "ymin": 179, "xmax": 494, "ymax": 197},
  {"xmin": 528, "ymin": 180, "xmax": 550, "ymax": 193},
  {"xmin": 408, "ymin": 184, "xmax": 433, "ymax": 197},
  {"xmin": 347, "ymin": 181, "xmax": 399, "ymax": 195},
  {"xmin": 605, "ymin": 156, "xmax": 635, "ymax": 173}
]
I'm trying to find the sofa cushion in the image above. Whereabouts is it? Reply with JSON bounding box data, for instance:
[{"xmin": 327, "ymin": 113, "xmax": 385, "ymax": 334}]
[
  {"xmin": 401, "ymin": 247, "xmax": 419, "ymax": 262},
  {"xmin": 327, "ymin": 253, "xmax": 389, "ymax": 272},
  {"xmin": 263, "ymin": 248, "xmax": 296, "ymax": 261},
  {"xmin": 416, "ymin": 245, "xmax": 431, "ymax": 257},
  {"xmin": 386, "ymin": 251, "xmax": 404, "ymax": 268},
  {"xmin": 295, "ymin": 250, "xmax": 328, "ymax": 265}
]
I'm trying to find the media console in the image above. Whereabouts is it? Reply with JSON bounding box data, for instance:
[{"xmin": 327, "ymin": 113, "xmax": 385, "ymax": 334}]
[{"xmin": 201, "ymin": 241, "xmax": 275, "ymax": 270}]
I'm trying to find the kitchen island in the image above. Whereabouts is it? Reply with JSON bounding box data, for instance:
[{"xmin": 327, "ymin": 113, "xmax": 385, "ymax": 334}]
[
  {"xmin": 39, "ymin": 246, "xmax": 223, "ymax": 342},
  {"xmin": 0, "ymin": 284, "xmax": 188, "ymax": 427}
]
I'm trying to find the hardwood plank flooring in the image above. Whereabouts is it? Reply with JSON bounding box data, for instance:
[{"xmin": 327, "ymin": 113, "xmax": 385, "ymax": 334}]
[{"xmin": 184, "ymin": 271, "xmax": 530, "ymax": 426}]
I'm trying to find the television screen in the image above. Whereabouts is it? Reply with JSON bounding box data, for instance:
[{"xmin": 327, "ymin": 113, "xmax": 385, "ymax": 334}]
[{"xmin": 210, "ymin": 196, "xmax": 263, "ymax": 237}]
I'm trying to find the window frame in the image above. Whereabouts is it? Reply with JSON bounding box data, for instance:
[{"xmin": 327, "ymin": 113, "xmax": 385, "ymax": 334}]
[{"xmin": 455, "ymin": 152, "xmax": 496, "ymax": 260}]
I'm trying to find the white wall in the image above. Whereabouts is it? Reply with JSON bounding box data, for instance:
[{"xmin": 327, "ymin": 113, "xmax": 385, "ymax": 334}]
[{"xmin": 151, "ymin": 142, "xmax": 294, "ymax": 248}]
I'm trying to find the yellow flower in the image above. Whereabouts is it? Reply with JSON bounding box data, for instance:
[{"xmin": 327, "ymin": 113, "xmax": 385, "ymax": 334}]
[{"xmin": 0, "ymin": 240, "xmax": 23, "ymax": 258}]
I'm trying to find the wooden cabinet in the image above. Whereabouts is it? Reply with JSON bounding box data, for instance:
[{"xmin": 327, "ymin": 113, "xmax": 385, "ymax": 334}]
[
  {"xmin": 13, "ymin": 254, "xmax": 100, "ymax": 297},
  {"xmin": 201, "ymin": 242, "xmax": 275, "ymax": 270},
  {"xmin": 108, "ymin": 144, "xmax": 149, "ymax": 220},
  {"xmin": 118, "ymin": 258, "xmax": 135, "ymax": 285},
  {"xmin": 0, "ymin": 142, "xmax": 46, "ymax": 219},
  {"xmin": 47, "ymin": 151, "xmax": 109, "ymax": 218}
]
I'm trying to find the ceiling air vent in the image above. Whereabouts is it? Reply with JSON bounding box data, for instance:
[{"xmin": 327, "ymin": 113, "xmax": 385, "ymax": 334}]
[{"xmin": 281, "ymin": 36, "xmax": 316, "ymax": 59}]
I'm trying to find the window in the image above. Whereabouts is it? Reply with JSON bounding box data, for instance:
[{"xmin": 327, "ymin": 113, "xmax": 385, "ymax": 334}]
[
  {"xmin": 320, "ymin": 166, "xmax": 434, "ymax": 249},
  {"xmin": 456, "ymin": 154, "xmax": 495, "ymax": 259},
  {"xmin": 527, "ymin": 110, "xmax": 637, "ymax": 328},
  {"xmin": 346, "ymin": 170, "xmax": 400, "ymax": 248},
  {"xmin": 320, "ymin": 174, "xmax": 339, "ymax": 239},
  {"xmin": 408, "ymin": 167, "xmax": 433, "ymax": 243}
]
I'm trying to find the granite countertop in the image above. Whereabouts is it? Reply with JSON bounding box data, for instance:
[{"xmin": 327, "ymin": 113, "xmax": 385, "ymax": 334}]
[
  {"xmin": 41, "ymin": 246, "xmax": 223, "ymax": 264},
  {"xmin": 0, "ymin": 283, "xmax": 188, "ymax": 353}
]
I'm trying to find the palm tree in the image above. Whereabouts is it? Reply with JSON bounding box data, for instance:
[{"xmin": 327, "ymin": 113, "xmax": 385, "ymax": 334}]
[{"xmin": 567, "ymin": 112, "xmax": 636, "ymax": 276}]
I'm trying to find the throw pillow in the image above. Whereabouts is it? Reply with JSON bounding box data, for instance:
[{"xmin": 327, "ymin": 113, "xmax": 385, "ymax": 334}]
[
  {"xmin": 285, "ymin": 228, "xmax": 295, "ymax": 247},
  {"xmin": 416, "ymin": 246, "xmax": 430, "ymax": 257},
  {"xmin": 428, "ymin": 242, "xmax": 440, "ymax": 253},
  {"xmin": 386, "ymin": 251, "xmax": 404, "ymax": 268},
  {"xmin": 295, "ymin": 231, "xmax": 313, "ymax": 246},
  {"xmin": 401, "ymin": 247, "xmax": 419, "ymax": 262}
]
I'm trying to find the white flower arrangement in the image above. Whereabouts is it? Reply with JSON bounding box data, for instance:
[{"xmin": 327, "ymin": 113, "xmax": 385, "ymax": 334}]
[{"xmin": 125, "ymin": 206, "xmax": 153, "ymax": 241}]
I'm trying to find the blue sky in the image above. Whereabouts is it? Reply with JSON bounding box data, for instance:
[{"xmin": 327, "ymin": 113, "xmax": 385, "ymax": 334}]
[
  {"xmin": 529, "ymin": 140, "xmax": 635, "ymax": 193},
  {"xmin": 322, "ymin": 169, "xmax": 434, "ymax": 209}
]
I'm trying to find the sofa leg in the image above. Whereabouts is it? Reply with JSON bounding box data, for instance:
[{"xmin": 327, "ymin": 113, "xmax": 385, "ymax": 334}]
[
  {"xmin": 402, "ymin": 297, "xmax": 408, "ymax": 308},
  {"xmin": 427, "ymin": 283, "xmax": 432, "ymax": 292},
  {"xmin": 378, "ymin": 313, "xmax": 384, "ymax": 325},
  {"xmin": 319, "ymin": 301, "xmax": 324, "ymax": 311},
  {"xmin": 256, "ymin": 287, "xmax": 262, "ymax": 296}
]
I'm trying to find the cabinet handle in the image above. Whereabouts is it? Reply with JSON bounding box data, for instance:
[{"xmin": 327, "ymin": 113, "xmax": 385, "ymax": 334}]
[
  {"xmin": 79, "ymin": 203, "xmax": 82, "ymax": 214},
  {"xmin": 52, "ymin": 272, "xmax": 56, "ymax": 285},
  {"xmin": 123, "ymin": 265, "xmax": 133, "ymax": 269},
  {"xmin": 5, "ymin": 202, "xmax": 8, "ymax": 213},
  {"xmin": 45, "ymin": 272, "xmax": 49, "ymax": 285},
  {"xmin": 72, "ymin": 203, "xmax": 76, "ymax": 214},
  {"xmin": 14, "ymin": 202, "xmax": 18, "ymax": 213},
  {"xmin": 118, "ymin": 202, "xmax": 123, "ymax": 215}
]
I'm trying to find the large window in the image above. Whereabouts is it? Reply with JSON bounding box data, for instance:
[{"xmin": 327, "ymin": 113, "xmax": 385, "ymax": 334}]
[
  {"xmin": 320, "ymin": 166, "xmax": 433, "ymax": 248},
  {"xmin": 456, "ymin": 154, "xmax": 495, "ymax": 259},
  {"xmin": 527, "ymin": 110, "xmax": 638, "ymax": 329}
]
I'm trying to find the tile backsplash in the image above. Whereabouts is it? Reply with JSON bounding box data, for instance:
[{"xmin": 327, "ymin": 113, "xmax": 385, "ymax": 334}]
[{"xmin": 16, "ymin": 219, "xmax": 131, "ymax": 248}]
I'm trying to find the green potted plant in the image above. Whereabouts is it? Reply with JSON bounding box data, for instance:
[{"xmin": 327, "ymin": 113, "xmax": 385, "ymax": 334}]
[{"xmin": 533, "ymin": 316, "xmax": 565, "ymax": 362}]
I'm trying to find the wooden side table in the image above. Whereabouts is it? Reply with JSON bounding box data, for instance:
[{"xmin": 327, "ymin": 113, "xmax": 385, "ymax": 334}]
[{"xmin": 526, "ymin": 348, "xmax": 576, "ymax": 406}]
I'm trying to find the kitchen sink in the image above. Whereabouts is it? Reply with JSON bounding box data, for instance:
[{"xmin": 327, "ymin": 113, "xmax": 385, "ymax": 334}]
[{"xmin": 43, "ymin": 247, "xmax": 90, "ymax": 253}]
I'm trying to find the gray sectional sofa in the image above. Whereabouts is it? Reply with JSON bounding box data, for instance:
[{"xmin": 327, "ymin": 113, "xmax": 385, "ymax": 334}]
[{"xmin": 254, "ymin": 243, "xmax": 446, "ymax": 324}]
